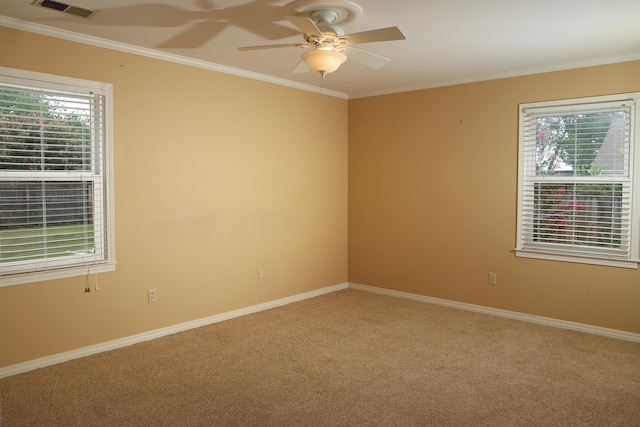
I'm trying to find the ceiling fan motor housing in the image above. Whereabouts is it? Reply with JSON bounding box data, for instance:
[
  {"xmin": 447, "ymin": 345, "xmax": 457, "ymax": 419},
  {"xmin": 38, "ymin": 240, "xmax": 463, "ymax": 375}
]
[{"xmin": 303, "ymin": 8, "xmax": 346, "ymax": 44}]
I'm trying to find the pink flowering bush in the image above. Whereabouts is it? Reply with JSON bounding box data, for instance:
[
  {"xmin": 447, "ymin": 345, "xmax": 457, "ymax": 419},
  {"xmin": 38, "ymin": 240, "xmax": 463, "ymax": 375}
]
[{"xmin": 536, "ymin": 185, "xmax": 583, "ymax": 243}]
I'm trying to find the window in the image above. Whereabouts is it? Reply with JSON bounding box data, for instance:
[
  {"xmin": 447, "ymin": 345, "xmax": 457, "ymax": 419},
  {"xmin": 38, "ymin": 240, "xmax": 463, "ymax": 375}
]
[
  {"xmin": 516, "ymin": 93, "xmax": 640, "ymax": 268},
  {"xmin": 0, "ymin": 67, "xmax": 115, "ymax": 286}
]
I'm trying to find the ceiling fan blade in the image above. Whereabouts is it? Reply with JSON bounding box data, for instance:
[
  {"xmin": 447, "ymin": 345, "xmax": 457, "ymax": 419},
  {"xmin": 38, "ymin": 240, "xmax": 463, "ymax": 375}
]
[
  {"xmin": 238, "ymin": 43, "xmax": 309, "ymax": 51},
  {"xmin": 285, "ymin": 15, "xmax": 323, "ymax": 37},
  {"xmin": 345, "ymin": 47, "xmax": 391, "ymax": 69},
  {"xmin": 343, "ymin": 27, "xmax": 406, "ymax": 45},
  {"xmin": 291, "ymin": 60, "xmax": 310, "ymax": 74}
]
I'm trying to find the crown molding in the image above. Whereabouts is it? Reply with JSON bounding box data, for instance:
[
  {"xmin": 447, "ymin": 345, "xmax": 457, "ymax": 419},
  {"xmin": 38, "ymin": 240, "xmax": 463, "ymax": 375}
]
[{"xmin": 0, "ymin": 15, "xmax": 348, "ymax": 99}]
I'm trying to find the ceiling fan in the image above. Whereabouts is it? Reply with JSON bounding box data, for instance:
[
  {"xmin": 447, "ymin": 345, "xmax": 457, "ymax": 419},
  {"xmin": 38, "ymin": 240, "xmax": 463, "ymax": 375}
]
[{"xmin": 238, "ymin": 2, "xmax": 406, "ymax": 79}]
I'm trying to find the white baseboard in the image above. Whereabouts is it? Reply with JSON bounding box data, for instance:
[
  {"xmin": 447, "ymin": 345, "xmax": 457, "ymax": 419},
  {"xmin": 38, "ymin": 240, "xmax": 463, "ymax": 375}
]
[
  {"xmin": 0, "ymin": 282, "xmax": 349, "ymax": 379},
  {"xmin": 3, "ymin": 281, "xmax": 636, "ymax": 379},
  {"xmin": 348, "ymin": 282, "xmax": 640, "ymax": 343}
]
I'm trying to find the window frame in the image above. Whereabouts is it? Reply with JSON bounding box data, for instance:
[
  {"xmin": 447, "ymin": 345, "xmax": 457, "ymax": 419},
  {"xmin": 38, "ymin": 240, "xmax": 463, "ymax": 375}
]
[
  {"xmin": 0, "ymin": 66, "xmax": 115, "ymax": 287},
  {"xmin": 516, "ymin": 93, "xmax": 640, "ymax": 269}
]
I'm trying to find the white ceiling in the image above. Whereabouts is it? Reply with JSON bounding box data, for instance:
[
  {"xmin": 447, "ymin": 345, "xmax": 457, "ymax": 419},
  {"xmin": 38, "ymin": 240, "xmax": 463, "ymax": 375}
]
[{"xmin": 1, "ymin": 0, "xmax": 639, "ymax": 99}]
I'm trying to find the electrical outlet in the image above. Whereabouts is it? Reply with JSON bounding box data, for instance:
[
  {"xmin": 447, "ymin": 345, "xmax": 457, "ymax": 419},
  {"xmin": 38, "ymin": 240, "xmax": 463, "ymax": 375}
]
[
  {"xmin": 148, "ymin": 288, "xmax": 156, "ymax": 303},
  {"xmin": 257, "ymin": 267, "xmax": 264, "ymax": 279},
  {"xmin": 328, "ymin": 257, "xmax": 333, "ymax": 267},
  {"xmin": 488, "ymin": 273, "xmax": 497, "ymax": 285}
]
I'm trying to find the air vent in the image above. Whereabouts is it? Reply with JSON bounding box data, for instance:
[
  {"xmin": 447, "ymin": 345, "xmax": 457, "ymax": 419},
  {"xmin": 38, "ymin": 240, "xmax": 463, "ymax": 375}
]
[{"xmin": 33, "ymin": 0, "xmax": 97, "ymax": 19}]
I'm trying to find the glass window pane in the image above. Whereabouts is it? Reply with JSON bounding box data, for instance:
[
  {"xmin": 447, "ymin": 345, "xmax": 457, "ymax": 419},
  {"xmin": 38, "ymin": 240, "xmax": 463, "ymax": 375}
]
[
  {"xmin": 533, "ymin": 183, "xmax": 623, "ymax": 249},
  {"xmin": 0, "ymin": 88, "xmax": 93, "ymax": 172},
  {"xmin": 0, "ymin": 181, "xmax": 95, "ymax": 263},
  {"xmin": 535, "ymin": 111, "xmax": 629, "ymax": 177}
]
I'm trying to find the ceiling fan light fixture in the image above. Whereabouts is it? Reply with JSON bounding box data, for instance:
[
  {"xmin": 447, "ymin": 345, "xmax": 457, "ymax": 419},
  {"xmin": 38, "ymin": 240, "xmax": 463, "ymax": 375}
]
[{"xmin": 301, "ymin": 48, "xmax": 347, "ymax": 77}]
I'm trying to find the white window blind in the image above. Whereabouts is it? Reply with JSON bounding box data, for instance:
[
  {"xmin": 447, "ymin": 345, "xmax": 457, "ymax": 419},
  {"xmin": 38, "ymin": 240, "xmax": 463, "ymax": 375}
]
[
  {"xmin": 0, "ymin": 67, "xmax": 115, "ymax": 285},
  {"xmin": 516, "ymin": 94, "xmax": 639, "ymax": 268}
]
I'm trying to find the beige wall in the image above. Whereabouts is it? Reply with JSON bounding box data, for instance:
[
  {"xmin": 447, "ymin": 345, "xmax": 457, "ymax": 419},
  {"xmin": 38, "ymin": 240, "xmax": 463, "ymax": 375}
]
[
  {"xmin": 349, "ymin": 60, "xmax": 640, "ymax": 334},
  {"xmin": 0, "ymin": 27, "xmax": 348, "ymax": 367}
]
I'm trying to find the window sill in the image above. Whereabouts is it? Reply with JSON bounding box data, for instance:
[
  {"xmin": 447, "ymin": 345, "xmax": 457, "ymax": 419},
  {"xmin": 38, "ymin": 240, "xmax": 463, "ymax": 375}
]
[
  {"xmin": 0, "ymin": 262, "xmax": 116, "ymax": 287},
  {"xmin": 515, "ymin": 249, "xmax": 638, "ymax": 269}
]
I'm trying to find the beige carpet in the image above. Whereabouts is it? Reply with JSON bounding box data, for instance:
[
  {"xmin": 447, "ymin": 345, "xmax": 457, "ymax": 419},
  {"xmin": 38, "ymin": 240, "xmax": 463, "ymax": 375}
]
[{"xmin": 1, "ymin": 289, "xmax": 639, "ymax": 426}]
